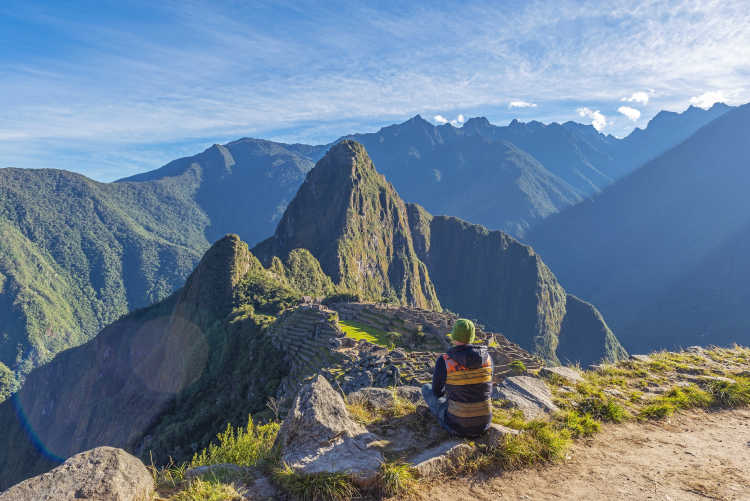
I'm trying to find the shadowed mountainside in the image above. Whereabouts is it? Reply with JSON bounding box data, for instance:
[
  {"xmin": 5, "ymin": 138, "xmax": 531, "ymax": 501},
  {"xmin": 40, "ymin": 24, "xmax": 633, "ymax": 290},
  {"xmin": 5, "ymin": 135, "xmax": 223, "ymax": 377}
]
[{"xmin": 528, "ymin": 103, "xmax": 750, "ymax": 352}]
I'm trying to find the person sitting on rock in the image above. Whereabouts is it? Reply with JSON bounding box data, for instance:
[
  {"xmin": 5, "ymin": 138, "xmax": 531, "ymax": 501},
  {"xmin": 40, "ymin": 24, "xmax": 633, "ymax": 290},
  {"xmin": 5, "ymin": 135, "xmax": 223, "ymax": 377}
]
[{"xmin": 421, "ymin": 319, "xmax": 494, "ymax": 437}]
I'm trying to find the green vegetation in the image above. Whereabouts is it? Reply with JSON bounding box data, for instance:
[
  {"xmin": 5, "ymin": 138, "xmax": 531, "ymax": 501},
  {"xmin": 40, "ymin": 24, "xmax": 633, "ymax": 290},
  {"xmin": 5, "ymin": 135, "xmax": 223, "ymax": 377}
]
[
  {"xmin": 491, "ymin": 420, "xmax": 571, "ymax": 470},
  {"xmin": 509, "ymin": 360, "xmax": 527, "ymax": 375},
  {"xmin": 168, "ymin": 478, "xmax": 241, "ymax": 501},
  {"xmin": 190, "ymin": 416, "xmax": 279, "ymax": 469},
  {"xmin": 376, "ymin": 461, "xmax": 417, "ymax": 498},
  {"xmin": 271, "ymin": 465, "xmax": 358, "ymax": 501},
  {"xmin": 0, "ymin": 168, "xmax": 209, "ymax": 397},
  {"xmin": 338, "ymin": 320, "xmax": 402, "ymax": 348},
  {"xmin": 0, "ymin": 362, "xmax": 15, "ymax": 401},
  {"xmin": 554, "ymin": 410, "xmax": 601, "ymax": 438}
]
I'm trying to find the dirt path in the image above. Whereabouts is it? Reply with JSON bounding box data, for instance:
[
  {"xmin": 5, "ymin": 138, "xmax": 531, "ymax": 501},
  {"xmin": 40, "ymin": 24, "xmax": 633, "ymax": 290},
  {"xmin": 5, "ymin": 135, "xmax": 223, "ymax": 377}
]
[{"xmin": 420, "ymin": 409, "xmax": 750, "ymax": 501}]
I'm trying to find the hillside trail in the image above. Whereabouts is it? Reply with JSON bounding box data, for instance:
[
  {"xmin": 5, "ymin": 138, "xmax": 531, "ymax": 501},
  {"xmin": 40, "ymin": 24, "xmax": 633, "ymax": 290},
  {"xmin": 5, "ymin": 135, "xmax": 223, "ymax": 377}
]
[{"xmin": 418, "ymin": 408, "xmax": 750, "ymax": 501}]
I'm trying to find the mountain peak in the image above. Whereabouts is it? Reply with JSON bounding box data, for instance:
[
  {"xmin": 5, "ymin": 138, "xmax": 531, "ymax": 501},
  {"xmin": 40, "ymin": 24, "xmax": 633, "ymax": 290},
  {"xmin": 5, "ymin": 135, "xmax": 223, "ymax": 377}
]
[
  {"xmin": 253, "ymin": 141, "xmax": 440, "ymax": 309},
  {"xmin": 463, "ymin": 116, "xmax": 491, "ymax": 129}
]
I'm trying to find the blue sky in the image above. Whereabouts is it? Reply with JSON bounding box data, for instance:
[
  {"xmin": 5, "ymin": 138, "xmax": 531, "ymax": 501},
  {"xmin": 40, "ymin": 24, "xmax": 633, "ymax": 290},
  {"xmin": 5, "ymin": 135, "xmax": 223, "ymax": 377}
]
[{"xmin": 1, "ymin": 0, "xmax": 749, "ymax": 181}]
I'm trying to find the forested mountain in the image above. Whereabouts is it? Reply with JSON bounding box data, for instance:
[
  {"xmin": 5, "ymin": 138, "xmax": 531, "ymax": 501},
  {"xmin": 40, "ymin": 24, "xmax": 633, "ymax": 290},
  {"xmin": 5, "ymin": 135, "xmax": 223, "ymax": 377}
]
[{"xmin": 528, "ymin": 103, "xmax": 750, "ymax": 352}]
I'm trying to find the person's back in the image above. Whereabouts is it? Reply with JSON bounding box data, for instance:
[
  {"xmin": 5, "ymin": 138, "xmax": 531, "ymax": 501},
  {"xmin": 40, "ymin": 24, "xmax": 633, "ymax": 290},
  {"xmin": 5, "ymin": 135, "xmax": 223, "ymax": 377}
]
[
  {"xmin": 421, "ymin": 319, "xmax": 494, "ymax": 437},
  {"xmin": 441, "ymin": 343, "xmax": 494, "ymax": 436}
]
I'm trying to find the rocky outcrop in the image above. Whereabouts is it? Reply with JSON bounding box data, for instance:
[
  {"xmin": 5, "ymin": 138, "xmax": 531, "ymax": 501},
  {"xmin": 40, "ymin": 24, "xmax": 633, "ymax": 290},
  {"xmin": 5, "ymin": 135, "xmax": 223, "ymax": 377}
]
[
  {"xmin": 494, "ymin": 375, "xmax": 559, "ymax": 419},
  {"xmin": 557, "ymin": 295, "xmax": 627, "ymax": 365},
  {"xmin": 254, "ymin": 140, "xmax": 441, "ymax": 310},
  {"xmin": 275, "ymin": 375, "xmax": 383, "ymax": 486},
  {"xmin": 540, "ymin": 366, "xmax": 585, "ymax": 384},
  {"xmin": 0, "ymin": 447, "xmax": 153, "ymax": 501}
]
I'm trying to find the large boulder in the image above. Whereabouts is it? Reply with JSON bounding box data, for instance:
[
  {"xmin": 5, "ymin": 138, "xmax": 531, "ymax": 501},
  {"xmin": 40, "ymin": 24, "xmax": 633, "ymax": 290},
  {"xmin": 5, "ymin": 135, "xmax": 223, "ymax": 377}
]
[
  {"xmin": 494, "ymin": 375, "xmax": 559, "ymax": 419},
  {"xmin": 347, "ymin": 386, "xmax": 424, "ymax": 410},
  {"xmin": 275, "ymin": 375, "xmax": 383, "ymax": 486},
  {"xmin": 0, "ymin": 447, "xmax": 153, "ymax": 501},
  {"xmin": 539, "ymin": 366, "xmax": 584, "ymax": 384}
]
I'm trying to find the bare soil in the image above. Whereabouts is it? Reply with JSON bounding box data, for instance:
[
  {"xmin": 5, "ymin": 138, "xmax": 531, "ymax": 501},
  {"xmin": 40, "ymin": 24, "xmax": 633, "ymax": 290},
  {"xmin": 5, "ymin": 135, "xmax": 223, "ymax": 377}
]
[{"xmin": 418, "ymin": 408, "xmax": 750, "ymax": 501}]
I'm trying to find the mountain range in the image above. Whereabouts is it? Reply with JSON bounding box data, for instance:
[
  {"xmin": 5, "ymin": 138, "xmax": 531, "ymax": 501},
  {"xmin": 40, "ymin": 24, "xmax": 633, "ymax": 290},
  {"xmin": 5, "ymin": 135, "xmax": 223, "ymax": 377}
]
[
  {"xmin": 0, "ymin": 142, "xmax": 624, "ymax": 489},
  {"xmin": 528, "ymin": 103, "xmax": 750, "ymax": 352},
  {"xmin": 0, "ymin": 104, "xmax": 733, "ymax": 398}
]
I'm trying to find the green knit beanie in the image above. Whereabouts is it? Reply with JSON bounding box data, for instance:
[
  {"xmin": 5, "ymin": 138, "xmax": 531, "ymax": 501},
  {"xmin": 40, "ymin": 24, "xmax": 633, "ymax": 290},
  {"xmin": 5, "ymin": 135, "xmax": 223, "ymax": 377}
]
[{"xmin": 450, "ymin": 319, "xmax": 476, "ymax": 344}]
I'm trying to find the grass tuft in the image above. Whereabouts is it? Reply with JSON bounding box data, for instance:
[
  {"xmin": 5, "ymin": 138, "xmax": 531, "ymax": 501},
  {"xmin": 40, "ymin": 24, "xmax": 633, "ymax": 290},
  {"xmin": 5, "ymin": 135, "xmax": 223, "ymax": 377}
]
[
  {"xmin": 493, "ymin": 420, "xmax": 571, "ymax": 469},
  {"xmin": 190, "ymin": 415, "xmax": 279, "ymax": 469},
  {"xmin": 167, "ymin": 478, "xmax": 241, "ymax": 501},
  {"xmin": 555, "ymin": 410, "xmax": 601, "ymax": 438},
  {"xmin": 375, "ymin": 461, "xmax": 417, "ymax": 498},
  {"xmin": 272, "ymin": 464, "xmax": 359, "ymax": 501}
]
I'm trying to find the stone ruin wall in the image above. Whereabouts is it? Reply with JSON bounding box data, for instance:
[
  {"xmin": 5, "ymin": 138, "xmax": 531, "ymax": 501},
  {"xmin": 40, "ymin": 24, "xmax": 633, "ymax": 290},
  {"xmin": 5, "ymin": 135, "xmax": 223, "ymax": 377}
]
[{"xmin": 266, "ymin": 301, "xmax": 542, "ymax": 399}]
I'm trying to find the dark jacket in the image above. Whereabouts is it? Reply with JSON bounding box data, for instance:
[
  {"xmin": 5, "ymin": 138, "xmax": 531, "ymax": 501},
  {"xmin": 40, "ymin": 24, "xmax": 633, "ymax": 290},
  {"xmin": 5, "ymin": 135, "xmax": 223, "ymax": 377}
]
[{"xmin": 432, "ymin": 344, "xmax": 494, "ymax": 437}]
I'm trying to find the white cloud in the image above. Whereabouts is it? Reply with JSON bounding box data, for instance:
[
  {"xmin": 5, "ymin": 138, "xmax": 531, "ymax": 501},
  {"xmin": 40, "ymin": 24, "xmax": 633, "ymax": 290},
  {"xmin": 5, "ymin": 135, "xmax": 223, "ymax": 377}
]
[
  {"xmin": 434, "ymin": 114, "xmax": 464, "ymax": 126},
  {"xmin": 577, "ymin": 107, "xmax": 607, "ymax": 131},
  {"xmin": 509, "ymin": 100, "xmax": 538, "ymax": 108},
  {"xmin": 621, "ymin": 91, "xmax": 650, "ymax": 105},
  {"xmin": 617, "ymin": 106, "xmax": 641, "ymax": 121},
  {"xmin": 689, "ymin": 91, "xmax": 727, "ymax": 109}
]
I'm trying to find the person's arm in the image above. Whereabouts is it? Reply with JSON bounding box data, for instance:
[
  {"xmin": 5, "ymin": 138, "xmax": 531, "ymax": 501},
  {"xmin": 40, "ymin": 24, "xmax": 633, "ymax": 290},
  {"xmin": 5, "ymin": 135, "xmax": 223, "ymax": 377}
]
[{"xmin": 432, "ymin": 355, "xmax": 447, "ymax": 398}]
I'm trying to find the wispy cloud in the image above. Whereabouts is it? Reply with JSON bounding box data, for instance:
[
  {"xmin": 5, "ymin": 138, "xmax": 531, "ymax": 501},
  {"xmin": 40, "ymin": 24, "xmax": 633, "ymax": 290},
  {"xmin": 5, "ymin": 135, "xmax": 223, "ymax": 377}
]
[
  {"xmin": 434, "ymin": 114, "xmax": 465, "ymax": 126},
  {"xmin": 509, "ymin": 100, "xmax": 538, "ymax": 108},
  {"xmin": 617, "ymin": 106, "xmax": 641, "ymax": 121},
  {"xmin": 1, "ymin": 0, "xmax": 749, "ymax": 179},
  {"xmin": 577, "ymin": 107, "xmax": 607, "ymax": 131}
]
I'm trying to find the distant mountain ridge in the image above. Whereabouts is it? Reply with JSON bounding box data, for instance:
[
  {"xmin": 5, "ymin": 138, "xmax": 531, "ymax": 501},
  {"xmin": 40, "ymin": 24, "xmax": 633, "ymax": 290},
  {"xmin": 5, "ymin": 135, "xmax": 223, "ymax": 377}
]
[{"xmin": 528, "ymin": 103, "xmax": 750, "ymax": 352}]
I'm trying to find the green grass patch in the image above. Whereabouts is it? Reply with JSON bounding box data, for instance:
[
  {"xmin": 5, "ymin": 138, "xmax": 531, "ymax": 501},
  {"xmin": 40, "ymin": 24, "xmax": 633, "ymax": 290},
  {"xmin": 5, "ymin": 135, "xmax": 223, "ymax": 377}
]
[
  {"xmin": 705, "ymin": 378, "xmax": 750, "ymax": 408},
  {"xmin": 338, "ymin": 320, "xmax": 402, "ymax": 348},
  {"xmin": 190, "ymin": 415, "xmax": 279, "ymax": 469},
  {"xmin": 555, "ymin": 410, "xmax": 601, "ymax": 438}
]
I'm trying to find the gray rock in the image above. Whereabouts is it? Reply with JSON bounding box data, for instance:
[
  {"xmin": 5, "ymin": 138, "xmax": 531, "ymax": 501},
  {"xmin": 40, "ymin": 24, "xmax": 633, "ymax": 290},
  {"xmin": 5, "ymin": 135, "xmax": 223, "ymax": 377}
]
[
  {"xmin": 348, "ymin": 386, "xmax": 424, "ymax": 410},
  {"xmin": 493, "ymin": 376, "xmax": 559, "ymax": 419},
  {"xmin": 408, "ymin": 440, "xmax": 474, "ymax": 478},
  {"xmin": 630, "ymin": 354, "xmax": 651, "ymax": 362},
  {"xmin": 540, "ymin": 366, "xmax": 584, "ymax": 384},
  {"xmin": 477, "ymin": 423, "xmax": 520, "ymax": 448},
  {"xmin": 184, "ymin": 463, "xmax": 247, "ymax": 480},
  {"xmin": 0, "ymin": 447, "xmax": 153, "ymax": 501},
  {"xmin": 275, "ymin": 375, "xmax": 383, "ymax": 487}
]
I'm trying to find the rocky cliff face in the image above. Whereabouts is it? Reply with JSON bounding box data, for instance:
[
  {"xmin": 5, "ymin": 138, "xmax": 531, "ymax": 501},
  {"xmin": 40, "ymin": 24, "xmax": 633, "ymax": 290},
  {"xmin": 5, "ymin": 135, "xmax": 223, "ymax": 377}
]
[
  {"xmin": 407, "ymin": 207, "xmax": 626, "ymax": 364},
  {"xmin": 254, "ymin": 141, "xmax": 441, "ymax": 311}
]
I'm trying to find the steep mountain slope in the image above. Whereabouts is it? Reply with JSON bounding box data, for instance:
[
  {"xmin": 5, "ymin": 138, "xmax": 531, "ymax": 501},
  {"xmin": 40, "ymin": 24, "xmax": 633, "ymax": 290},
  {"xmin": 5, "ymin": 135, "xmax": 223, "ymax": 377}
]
[
  {"xmin": 528, "ymin": 103, "xmax": 750, "ymax": 352},
  {"xmin": 0, "ymin": 235, "xmax": 293, "ymax": 489},
  {"xmin": 256, "ymin": 141, "xmax": 625, "ymax": 364},
  {"xmin": 0, "ymin": 168, "xmax": 208, "ymax": 397},
  {"xmin": 253, "ymin": 140, "xmax": 441, "ymax": 310}
]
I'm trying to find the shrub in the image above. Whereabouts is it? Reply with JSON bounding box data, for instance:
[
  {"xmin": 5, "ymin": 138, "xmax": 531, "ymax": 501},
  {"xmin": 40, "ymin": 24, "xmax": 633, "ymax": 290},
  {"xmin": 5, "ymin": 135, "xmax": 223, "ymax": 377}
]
[
  {"xmin": 272, "ymin": 464, "xmax": 358, "ymax": 501},
  {"xmin": 190, "ymin": 415, "xmax": 279, "ymax": 468},
  {"xmin": 322, "ymin": 292, "xmax": 361, "ymax": 306},
  {"xmin": 706, "ymin": 379, "xmax": 750, "ymax": 408},
  {"xmin": 509, "ymin": 360, "xmax": 527, "ymax": 375}
]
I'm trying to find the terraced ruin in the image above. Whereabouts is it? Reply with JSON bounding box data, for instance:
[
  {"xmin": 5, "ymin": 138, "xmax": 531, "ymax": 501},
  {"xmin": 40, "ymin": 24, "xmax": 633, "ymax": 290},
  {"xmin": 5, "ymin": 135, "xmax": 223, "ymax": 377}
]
[{"xmin": 266, "ymin": 300, "xmax": 542, "ymax": 400}]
